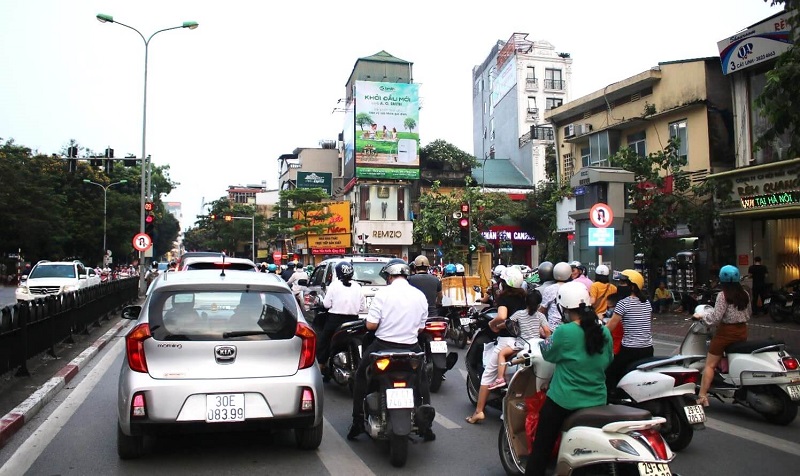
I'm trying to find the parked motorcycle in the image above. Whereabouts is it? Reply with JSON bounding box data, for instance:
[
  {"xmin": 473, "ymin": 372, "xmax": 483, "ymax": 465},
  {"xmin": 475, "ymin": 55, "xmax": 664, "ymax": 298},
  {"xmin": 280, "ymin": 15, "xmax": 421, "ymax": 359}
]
[
  {"xmin": 683, "ymin": 305, "xmax": 800, "ymax": 424},
  {"xmin": 357, "ymin": 349, "xmax": 436, "ymax": 467},
  {"xmin": 767, "ymin": 279, "xmax": 800, "ymax": 323},
  {"xmin": 613, "ymin": 355, "xmax": 706, "ymax": 451},
  {"xmin": 419, "ymin": 316, "xmax": 458, "ymax": 393},
  {"xmin": 498, "ymin": 323, "xmax": 676, "ymax": 475}
]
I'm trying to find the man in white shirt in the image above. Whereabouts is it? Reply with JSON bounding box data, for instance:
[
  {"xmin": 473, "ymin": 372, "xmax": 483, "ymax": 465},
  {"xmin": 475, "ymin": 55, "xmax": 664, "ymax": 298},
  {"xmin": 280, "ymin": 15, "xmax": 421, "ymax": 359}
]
[
  {"xmin": 286, "ymin": 263, "xmax": 310, "ymax": 302},
  {"xmin": 317, "ymin": 262, "xmax": 364, "ymax": 373},
  {"xmin": 347, "ymin": 259, "xmax": 435, "ymax": 442}
]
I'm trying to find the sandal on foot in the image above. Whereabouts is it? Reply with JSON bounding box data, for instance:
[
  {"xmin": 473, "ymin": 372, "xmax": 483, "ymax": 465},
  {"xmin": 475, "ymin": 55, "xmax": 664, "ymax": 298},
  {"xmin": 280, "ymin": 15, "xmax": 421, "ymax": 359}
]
[
  {"xmin": 488, "ymin": 378, "xmax": 506, "ymax": 390},
  {"xmin": 465, "ymin": 412, "xmax": 485, "ymax": 424}
]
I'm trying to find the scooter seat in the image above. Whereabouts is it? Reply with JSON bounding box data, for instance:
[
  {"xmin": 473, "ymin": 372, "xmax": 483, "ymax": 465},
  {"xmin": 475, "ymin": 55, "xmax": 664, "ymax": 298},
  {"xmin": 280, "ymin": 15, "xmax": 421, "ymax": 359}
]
[
  {"xmin": 726, "ymin": 339, "xmax": 784, "ymax": 354},
  {"xmin": 562, "ymin": 405, "xmax": 653, "ymax": 431},
  {"xmin": 623, "ymin": 355, "xmax": 671, "ymax": 373}
]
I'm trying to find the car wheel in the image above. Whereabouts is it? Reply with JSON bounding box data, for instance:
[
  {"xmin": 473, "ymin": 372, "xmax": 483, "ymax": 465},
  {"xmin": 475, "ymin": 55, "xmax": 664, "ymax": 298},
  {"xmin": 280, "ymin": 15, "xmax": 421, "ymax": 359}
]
[
  {"xmin": 117, "ymin": 423, "xmax": 144, "ymax": 459},
  {"xmin": 295, "ymin": 422, "xmax": 323, "ymax": 450}
]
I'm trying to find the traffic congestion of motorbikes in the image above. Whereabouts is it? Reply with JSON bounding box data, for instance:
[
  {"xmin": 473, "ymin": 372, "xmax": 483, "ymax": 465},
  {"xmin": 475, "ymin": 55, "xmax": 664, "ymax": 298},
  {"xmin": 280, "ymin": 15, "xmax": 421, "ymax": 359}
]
[{"xmin": 258, "ymin": 255, "xmax": 799, "ymax": 473}]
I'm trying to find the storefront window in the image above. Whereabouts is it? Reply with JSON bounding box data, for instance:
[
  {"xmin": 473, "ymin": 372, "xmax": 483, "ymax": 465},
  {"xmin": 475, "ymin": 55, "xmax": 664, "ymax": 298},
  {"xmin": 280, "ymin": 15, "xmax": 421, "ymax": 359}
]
[
  {"xmin": 359, "ymin": 185, "xmax": 409, "ymax": 221},
  {"xmin": 750, "ymin": 70, "xmax": 791, "ymax": 165}
]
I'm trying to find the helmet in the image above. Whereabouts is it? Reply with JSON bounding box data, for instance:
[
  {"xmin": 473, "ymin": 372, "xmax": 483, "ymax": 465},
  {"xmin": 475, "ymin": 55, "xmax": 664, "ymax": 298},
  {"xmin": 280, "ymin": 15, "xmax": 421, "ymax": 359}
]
[
  {"xmin": 267, "ymin": 264, "xmax": 277, "ymax": 272},
  {"xmin": 595, "ymin": 264, "xmax": 610, "ymax": 276},
  {"xmin": 455, "ymin": 263, "xmax": 465, "ymax": 274},
  {"xmin": 151, "ymin": 261, "xmax": 158, "ymax": 269},
  {"xmin": 694, "ymin": 304, "xmax": 714, "ymax": 319},
  {"xmin": 501, "ymin": 266, "xmax": 524, "ymax": 288},
  {"xmin": 413, "ymin": 255, "xmax": 429, "ymax": 268},
  {"xmin": 380, "ymin": 258, "xmax": 411, "ymax": 280},
  {"xmin": 335, "ymin": 261, "xmax": 354, "ymax": 281},
  {"xmin": 553, "ymin": 262, "xmax": 572, "ymax": 282},
  {"xmin": 260, "ymin": 262, "xmax": 267, "ymax": 269},
  {"xmin": 719, "ymin": 265, "xmax": 740, "ymax": 283},
  {"xmin": 557, "ymin": 281, "xmax": 591, "ymax": 310},
  {"xmin": 537, "ymin": 261, "xmax": 554, "ymax": 282},
  {"xmin": 444, "ymin": 263, "xmax": 457, "ymax": 275},
  {"xmin": 493, "ymin": 264, "xmax": 507, "ymax": 278},
  {"xmin": 620, "ymin": 269, "xmax": 645, "ymax": 290},
  {"xmin": 288, "ymin": 260, "xmax": 297, "ymax": 267},
  {"xmin": 306, "ymin": 265, "xmax": 314, "ymax": 274},
  {"xmin": 569, "ymin": 260, "xmax": 585, "ymax": 275}
]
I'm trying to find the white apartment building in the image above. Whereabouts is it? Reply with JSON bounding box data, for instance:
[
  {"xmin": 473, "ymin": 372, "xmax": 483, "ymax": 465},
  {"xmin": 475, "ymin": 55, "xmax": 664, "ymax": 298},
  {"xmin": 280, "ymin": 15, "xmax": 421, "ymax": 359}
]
[{"xmin": 472, "ymin": 33, "xmax": 571, "ymax": 185}]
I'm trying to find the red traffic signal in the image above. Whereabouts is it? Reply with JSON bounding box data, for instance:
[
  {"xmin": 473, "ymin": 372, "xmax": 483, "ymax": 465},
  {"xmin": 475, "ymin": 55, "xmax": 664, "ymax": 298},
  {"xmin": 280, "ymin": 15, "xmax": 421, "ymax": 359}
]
[
  {"xmin": 144, "ymin": 201, "xmax": 154, "ymax": 212},
  {"xmin": 459, "ymin": 217, "xmax": 469, "ymax": 228},
  {"xmin": 460, "ymin": 203, "xmax": 470, "ymax": 213},
  {"xmin": 145, "ymin": 213, "xmax": 155, "ymax": 224}
]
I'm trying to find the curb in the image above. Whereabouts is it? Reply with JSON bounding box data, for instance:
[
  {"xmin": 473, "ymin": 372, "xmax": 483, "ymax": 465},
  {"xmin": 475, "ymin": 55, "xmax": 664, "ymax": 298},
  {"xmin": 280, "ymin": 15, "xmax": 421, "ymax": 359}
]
[{"xmin": 0, "ymin": 319, "xmax": 129, "ymax": 449}]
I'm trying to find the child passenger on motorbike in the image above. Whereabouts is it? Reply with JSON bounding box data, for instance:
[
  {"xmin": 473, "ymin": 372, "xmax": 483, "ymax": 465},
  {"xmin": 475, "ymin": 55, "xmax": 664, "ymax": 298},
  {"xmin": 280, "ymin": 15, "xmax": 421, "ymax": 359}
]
[
  {"xmin": 496, "ymin": 289, "xmax": 548, "ymax": 371},
  {"xmin": 526, "ymin": 282, "xmax": 613, "ymax": 476},
  {"xmin": 693, "ymin": 264, "xmax": 751, "ymax": 407}
]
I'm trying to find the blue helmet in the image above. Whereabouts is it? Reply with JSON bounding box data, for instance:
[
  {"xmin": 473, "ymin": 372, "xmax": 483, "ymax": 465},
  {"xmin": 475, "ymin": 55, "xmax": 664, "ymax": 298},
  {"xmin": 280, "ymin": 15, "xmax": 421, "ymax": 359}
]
[
  {"xmin": 719, "ymin": 265, "xmax": 740, "ymax": 283},
  {"xmin": 267, "ymin": 264, "xmax": 277, "ymax": 272},
  {"xmin": 444, "ymin": 264, "xmax": 456, "ymax": 275}
]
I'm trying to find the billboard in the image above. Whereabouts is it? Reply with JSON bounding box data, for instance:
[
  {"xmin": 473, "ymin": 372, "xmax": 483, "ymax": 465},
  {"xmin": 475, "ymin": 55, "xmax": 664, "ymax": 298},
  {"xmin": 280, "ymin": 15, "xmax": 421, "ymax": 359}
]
[
  {"xmin": 305, "ymin": 201, "xmax": 352, "ymax": 250},
  {"xmin": 297, "ymin": 172, "xmax": 332, "ymax": 195},
  {"xmin": 718, "ymin": 12, "xmax": 794, "ymax": 75},
  {"xmin": 354, "ymin": 81, "xmax": 420, "ymax": 179}
]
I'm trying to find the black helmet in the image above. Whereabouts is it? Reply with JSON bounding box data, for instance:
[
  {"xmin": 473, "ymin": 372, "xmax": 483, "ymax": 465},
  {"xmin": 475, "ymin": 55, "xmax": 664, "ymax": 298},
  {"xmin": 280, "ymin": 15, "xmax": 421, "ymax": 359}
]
[
  {"xmin": 335, "ymin": 261, "xmax": 354, "ymax": 281},
  {"xmin": 380, "ymin": 258, "xmax": 410, "ymax": 281},
  {"xmin": 537, "ymin": 261, "xmax": 554, "ymax": 282}
]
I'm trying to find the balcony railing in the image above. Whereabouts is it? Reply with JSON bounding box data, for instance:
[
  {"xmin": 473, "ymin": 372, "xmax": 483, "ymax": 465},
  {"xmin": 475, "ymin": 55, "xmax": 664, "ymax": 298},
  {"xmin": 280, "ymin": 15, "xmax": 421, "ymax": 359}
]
[
  {"xmin": 544, "ymin": 79, "xmax": 565, "ymax": 90},
  {"xmin": 519, "ymin": 126, "xmax": 555, "ymax": 147},
  {"xmin": 525, "ymin": 77, "xmax": 538, "ymax": 90}
]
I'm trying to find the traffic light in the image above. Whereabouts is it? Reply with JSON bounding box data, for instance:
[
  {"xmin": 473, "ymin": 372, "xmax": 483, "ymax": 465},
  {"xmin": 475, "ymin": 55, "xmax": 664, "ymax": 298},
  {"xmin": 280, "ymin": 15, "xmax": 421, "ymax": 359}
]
[
  {"xmin": 123, "ymin": 154, "xmax": 138, "ymax": 167},
  {"xmin": 224, "ymin": 214, "xmax": 233, "ymax": 222},
  {"xmin": 459, "ymin": 203, "xmax": 470, "ymax": 245},
  {"xmin": 145, "ymin": 201, "xmax": 155, "ymax": 236},
  {"xmin": 104, "ymin": 148, "xmax": 114, "ymax": 174},
  {"xmin": 209, "ymin": 213, "xmax": 217, "ymax": 221}
]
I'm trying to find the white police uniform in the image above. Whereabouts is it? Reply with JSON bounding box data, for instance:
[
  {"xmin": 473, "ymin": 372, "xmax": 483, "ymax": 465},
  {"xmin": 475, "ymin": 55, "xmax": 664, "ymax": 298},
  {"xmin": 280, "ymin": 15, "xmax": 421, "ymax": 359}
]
[{"xmin": 367, "ymin": 278, "xmax": 428, "ymax": 344}]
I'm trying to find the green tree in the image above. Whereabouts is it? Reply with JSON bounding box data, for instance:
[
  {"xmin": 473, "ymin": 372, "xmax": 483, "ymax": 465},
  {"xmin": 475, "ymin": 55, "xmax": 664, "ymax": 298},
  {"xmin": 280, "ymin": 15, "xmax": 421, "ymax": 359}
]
[
  {"xmin": 403, "ymin": 117, "xmax": 417, "ymax": 132},
  {"xmin": 355, "ymin": 113, "xmax": 373, "ymax": 131},
  {"xmin": 188, "ymin": 198, "xmax": 268, "ymax": 258},
  {"xmin": 420, "ymin": 139, "xmax": 480, "ymax": 170},
  {"xmin": 266, "ymin": 188, "xmax": 334, "ymax": 255}
]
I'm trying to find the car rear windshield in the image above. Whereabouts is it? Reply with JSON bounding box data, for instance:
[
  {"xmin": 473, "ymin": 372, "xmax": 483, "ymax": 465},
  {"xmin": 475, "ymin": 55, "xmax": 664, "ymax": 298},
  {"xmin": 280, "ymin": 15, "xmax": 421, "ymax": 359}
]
[
  {"xmin": 352, "ymin": 262, "xmax": 387, "ymax": 285},
  {"xmin": 29, "ymin": 264, "xmax": 76, "ymax": 279},
  {"xmin": 148, "ymin": 289, "xmax": 298, "ymax": 341},
  {"xmin": 184, "ymin": 262, "xmax": 255, "ymax": 271}
]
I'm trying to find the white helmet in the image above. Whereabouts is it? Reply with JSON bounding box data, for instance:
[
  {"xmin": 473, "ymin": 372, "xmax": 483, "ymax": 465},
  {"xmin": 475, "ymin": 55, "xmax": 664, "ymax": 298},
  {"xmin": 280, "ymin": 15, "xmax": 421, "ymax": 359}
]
[
  {"xmin": 553, "ymin": 262, "xmax": 572, "ymax": 282},
  {"xmin": 595, "ymin": 264, "xmax": 610, "ymax": 276},
  {"xmin": 493, "ymin": 264, "xmax": 507, "ymax": 277},
  {"xmin": 693, "ymin": 304, "xmax": 714, "ymax": 320},
  {"xmin": 501, "ymin": 266, "xmax": 524, "ymax": 288},
  {"xmin": 557, "ymin": 281, "xmax": 591, "ymax": 310},
  {"xmin": 455, "ymin": 263, "xmax": 465, "ymax": 274}
]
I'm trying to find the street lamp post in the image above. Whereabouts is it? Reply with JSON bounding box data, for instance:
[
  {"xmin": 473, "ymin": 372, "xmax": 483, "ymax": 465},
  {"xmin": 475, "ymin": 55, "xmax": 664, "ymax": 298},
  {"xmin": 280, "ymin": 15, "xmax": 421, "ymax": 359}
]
[
  {"xmin": 83, "ymin": 179, "xmax": 128, "ymax": 265},
  {"xmin": 227, "ymin": 216, "xmax": 256, "ymax": 263},
  {"xmin": 96, "ymin": 13, "xmax": 198, "ymax": 292}
]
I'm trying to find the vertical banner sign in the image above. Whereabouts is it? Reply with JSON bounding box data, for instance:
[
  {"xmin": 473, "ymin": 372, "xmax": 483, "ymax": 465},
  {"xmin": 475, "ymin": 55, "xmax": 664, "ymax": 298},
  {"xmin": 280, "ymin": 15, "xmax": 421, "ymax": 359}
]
[{"xmin": 354, "ymin": 81, "xmax": 420, "ymax": 180}]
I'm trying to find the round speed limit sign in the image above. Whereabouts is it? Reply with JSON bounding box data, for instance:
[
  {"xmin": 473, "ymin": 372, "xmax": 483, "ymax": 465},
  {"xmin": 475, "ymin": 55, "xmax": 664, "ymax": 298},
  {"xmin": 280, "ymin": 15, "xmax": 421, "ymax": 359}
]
[{"xmin": 132, "ymin": 233, "xmax": 153, "ymax": 252}]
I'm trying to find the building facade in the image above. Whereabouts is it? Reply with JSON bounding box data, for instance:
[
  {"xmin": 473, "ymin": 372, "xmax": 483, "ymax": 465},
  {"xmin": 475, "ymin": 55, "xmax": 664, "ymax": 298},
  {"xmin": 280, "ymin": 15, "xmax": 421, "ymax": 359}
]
[{"xmin": 472, "ymin": 33, "xmax": 568, "ymax": 186}]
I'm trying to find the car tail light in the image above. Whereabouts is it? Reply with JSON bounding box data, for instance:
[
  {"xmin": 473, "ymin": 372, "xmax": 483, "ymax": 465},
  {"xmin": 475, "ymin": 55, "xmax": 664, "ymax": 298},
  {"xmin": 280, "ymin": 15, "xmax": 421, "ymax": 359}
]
[
  {"xmin": 636, "ymin": 428, "xmax": 669, "ymax": 460},
  {"xmin": 663, "ymin": 371, "xmax": 699, "ymax": 387},
  {"xmin": 296, "ymin": 322, "xmax": 316, "ymax": 369},
  {"xmin": 131, "ymin": 391, "xmax": 147, "ymax": 418},
  {"xmin": 782, "ymin": 356, "xmax": 799, "ymax": 371},
  {"xmin": 126, "ymin": 323, "xmax": 151, "ymax": 373},
  {"xmin": 300, "ymin": 387, "xmax": 314, "ymax": 412}
]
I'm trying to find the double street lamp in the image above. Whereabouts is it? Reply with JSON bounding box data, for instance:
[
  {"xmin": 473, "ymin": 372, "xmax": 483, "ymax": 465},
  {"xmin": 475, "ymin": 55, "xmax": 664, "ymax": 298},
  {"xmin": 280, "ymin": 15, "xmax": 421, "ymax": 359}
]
[
  {"xmin": 83, "ymin": 179, "xmax": 128, "ymax": 265},
  {"xmin": 96, "ymin": 13, "xmax": 198, "ymax": 290}
]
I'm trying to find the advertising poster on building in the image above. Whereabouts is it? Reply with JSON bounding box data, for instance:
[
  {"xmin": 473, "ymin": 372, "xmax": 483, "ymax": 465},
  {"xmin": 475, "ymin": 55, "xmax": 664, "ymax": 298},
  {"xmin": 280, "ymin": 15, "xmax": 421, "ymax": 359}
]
[
  {"xmin": 718, "ymin": 11, "xmax": 794, "ymax": 75},
  {"xmin": 297, "ymin": 172, "xmax": 332, "ymax": 196},
  {"xmin": 305, "ymin": 201, "xmax": 352, "ymax": 251},
  {"xmin": 354, "ymin": 81, "xmax": 420, "ymax": 180},
  {"xmin": 343, "ymin": 101, "xmax": 356, "ymax": 179}
]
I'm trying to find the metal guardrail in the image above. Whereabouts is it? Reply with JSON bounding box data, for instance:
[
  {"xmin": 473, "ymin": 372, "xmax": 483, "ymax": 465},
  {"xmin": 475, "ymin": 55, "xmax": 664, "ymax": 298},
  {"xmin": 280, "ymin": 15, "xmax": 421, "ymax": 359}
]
[{"xmin": 0, "ymin": 277, "xmax": 138, "ymax": 376}]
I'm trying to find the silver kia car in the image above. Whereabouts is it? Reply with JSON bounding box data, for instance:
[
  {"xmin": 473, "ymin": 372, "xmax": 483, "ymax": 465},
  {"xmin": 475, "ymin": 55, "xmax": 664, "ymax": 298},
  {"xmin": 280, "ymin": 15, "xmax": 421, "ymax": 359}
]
[{"xmin": 116, "ymin": 270, "xmax": 323, "ymax": 459}]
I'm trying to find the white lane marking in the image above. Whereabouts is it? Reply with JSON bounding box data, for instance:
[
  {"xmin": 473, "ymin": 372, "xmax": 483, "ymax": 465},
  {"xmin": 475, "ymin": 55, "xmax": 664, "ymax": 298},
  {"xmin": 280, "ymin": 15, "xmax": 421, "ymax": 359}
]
[
  {"xmin": 319, "ymin": 418, "xmax": 374, "ymax": 476},
  {"xmin": 435, "ymin": 413, "xmax": 461, "ymax": 429},
  {"xmin": 0, "ymin": 338, "xmax": 124, "ymax": 476},
  {"xmin": 705, "ymin": 418, "xmax": 800, "ymax": 457},
  {"xmin": 458, "ymin": 368, "xmax": 468, "ymax": 380}
]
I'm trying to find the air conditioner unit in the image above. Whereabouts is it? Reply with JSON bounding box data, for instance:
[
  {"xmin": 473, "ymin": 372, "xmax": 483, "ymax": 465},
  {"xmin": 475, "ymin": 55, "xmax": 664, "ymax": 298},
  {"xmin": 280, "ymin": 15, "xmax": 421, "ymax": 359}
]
[
  {"xmin": 564, "ymin": 124, "xmax": 576, "ymax": 138},
  {"xmin": 575, "ymin": 124, "xmax": 593, "ymax": 135}
]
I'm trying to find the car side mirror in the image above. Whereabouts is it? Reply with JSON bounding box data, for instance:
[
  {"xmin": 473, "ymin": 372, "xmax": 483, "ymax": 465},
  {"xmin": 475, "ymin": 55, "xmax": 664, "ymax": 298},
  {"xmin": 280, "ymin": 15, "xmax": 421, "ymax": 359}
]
[
  {"xmin": 297, "ymin": 279, "xmax": 308, "ymax": 286},
  {"xmin": 121, "ymin": 305, "xmax": 142, "ymax": 320}
]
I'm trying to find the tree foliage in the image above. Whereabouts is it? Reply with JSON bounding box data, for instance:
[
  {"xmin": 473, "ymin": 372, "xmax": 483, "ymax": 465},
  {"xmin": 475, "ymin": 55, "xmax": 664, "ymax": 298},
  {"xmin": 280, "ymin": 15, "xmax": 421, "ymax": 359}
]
[
  {"xmin": 419, "ymin": 139, "xmax": 480, "ymax": 171},
  {"xmin": 183, "ymin": 197, "xmax": 267, "ymax": 257},
  {"xmin": 265, "ymin": 188, "xmax": 334, "ymax": 254}
]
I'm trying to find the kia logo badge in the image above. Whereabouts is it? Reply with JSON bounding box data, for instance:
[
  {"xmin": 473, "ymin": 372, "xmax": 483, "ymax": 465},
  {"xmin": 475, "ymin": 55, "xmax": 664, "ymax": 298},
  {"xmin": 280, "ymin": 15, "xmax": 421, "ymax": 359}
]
[{"xmin": 215, "ymin": 345, "xmax": 237, "ymax": 363}]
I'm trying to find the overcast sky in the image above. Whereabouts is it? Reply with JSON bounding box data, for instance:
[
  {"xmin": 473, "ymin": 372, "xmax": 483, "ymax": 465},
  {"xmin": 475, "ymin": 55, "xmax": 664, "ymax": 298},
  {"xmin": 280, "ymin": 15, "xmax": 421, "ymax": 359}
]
[{"xmin": 0, "ymin": 0, "xmax": 782, "ymax": 230}]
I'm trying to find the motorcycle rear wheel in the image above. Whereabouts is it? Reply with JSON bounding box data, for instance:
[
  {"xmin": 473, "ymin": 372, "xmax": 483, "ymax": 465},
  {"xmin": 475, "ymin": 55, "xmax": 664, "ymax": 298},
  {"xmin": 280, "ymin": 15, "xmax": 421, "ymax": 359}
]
[
  {"xmin": 389, "ymin": 433, "xmax": 408, "ymax": 467},
  {"xmin": 769, "ymin": 303, "xmax": 789, "ymax": 322},
  {"xmin": 467, "ymin": 372, "xmax": 479, "ymax": 405},
  {"xmin": 498, "ymin": 425, "xmax": 524, "ymax": 475},
  {"xmin": 429, "ymin": 367, "xmax": 445, "ymax": 393},
  {"xmin": 661, "ymin": 408, "xmax": 693, "ymax": 451},
  {"xmin": 762, "ymin": 387, "xmax": 798, "ymax": 425}
]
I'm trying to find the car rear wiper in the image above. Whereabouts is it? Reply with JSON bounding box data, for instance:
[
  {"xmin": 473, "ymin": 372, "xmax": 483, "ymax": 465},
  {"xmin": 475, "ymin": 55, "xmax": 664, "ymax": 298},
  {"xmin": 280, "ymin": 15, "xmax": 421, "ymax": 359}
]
[{"xmin": 222, "ymin": 330, "xmax": 270, "ymax": 338}]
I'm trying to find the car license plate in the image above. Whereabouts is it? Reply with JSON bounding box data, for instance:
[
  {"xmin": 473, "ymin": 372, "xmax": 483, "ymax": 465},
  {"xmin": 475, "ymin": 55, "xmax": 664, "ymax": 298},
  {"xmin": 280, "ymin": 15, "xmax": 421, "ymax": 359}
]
[
  {"xmin": 460, "ymin": 317, "xmax": 472, "ymax": 326},
  {"xmin": 684, "ymin": 404, "xmax": 706, "ymax": 424},
  {"xmin": 386, "ymin": 388, "xmax": 414, "ymax": 409},
  {"xmin": 206, "ymin": 393, "xmax": 245, "ymax": 423},
  {"xmin": 638, "ymin": 462, "xmax": 672, "ymax": 476},
  {"xmin": 787, "ymin": 384, "xmax": 800, "ymax": 401},
  {"xmin": 365, "ymin": 297, "xmax": 373, "ymax": 309},
  {"xmin": 429, "ymin": 340, "xmax": 448, "ymax": 353}
]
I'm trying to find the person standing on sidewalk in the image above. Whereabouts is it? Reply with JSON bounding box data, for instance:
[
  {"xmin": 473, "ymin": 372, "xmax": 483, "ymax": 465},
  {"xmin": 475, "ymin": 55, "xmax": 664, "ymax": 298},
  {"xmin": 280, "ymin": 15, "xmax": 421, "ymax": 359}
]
[{"xmin": 747, "ymin": 256, "xmax": 768, "ymax": 314}]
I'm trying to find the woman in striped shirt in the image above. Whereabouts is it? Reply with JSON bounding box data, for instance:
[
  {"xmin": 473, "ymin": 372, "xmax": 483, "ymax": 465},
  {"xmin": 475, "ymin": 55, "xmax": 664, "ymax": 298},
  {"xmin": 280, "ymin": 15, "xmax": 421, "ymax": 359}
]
[{"xmin": 604, "ymin": 269, "xmax": 654, "ymax": 392}]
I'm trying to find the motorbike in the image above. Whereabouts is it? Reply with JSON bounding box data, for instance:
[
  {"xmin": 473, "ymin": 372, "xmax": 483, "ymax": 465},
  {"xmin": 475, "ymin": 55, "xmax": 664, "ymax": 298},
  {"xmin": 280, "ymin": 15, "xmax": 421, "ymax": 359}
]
[
  {"xmin": 443, "ymin": 305, "xmax": 477, "ymax": 349},
  {"xmin": 357, "ymin": 348, "xmax": 436, "ymax": 468},
  {"xmin": 767, "ymin": 279, "xmax": 800, "ymax": 323},
  {"xmin": 612, "ymin": 355, "xmax": 706, "ymax": 451},
  {"xmin": 681, "ymin": 306, "xmax": 800, "ymax": 424},
  {"xmin": 498, "ymin": 321, "xmax": 676, "ymax": 476},
  {"xmin": 323, "ymin": 315, "xmax": 367, "ymax": 393},
  {"xmin": 419, "ymin": 316, "xmax": 458, "ymax": 393}
]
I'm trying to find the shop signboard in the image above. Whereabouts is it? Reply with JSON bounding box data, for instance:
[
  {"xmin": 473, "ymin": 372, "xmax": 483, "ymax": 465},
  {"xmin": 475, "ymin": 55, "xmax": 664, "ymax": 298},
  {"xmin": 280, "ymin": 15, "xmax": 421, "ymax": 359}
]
[
  {"xmin": 588, "ymin": 227, "xmax": 615, "ymax": 247},
  {"xmin": 297, "ymin": 172, "xmax": 332, "ymax": 195},
  {"xmin": 718, "ymin": 11, "xmax": 794, "ymax": 75},
  {"xmin": 713, "ymin": 158, "xmax": 800, "ymax": 213}
]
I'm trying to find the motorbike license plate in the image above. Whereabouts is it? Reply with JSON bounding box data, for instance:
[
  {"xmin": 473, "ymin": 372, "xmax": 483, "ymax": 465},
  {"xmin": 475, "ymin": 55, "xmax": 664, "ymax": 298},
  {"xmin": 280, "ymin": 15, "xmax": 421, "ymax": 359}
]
[
  {"xmin": 786, "ymin": 301, "xmax": 794, "ymax": 307},
  {"xmin": 638, "ymin": 462, "xmax": 672, "ymax": 476},
  {"xmin": 460, "ymin": 317, "xmax": 472, "ymax": 326},
  {"xmin": 364, "ymin": 297, "xmax": 373, "ymax": 309},
  {"xmin": 206, "ymin": 393, "xmax": 245, "ymax": 423},
  {"xmin": 386, "ymin": 388, "xmax": 414, "ymax": 409},
  {"xmin": 763, "ymin": 298, "xmax": 771, "ymax": 305},
  {"xmin": 684, "ymin": 404, "xmax": 706, "ymax": 424},
  {"xmin": 429, "ymin": 340, "xmax": 448, "ymax": 353},
  {"xmin": 787, "ymin": 384, "xmax": 800, "ymax": 401}
]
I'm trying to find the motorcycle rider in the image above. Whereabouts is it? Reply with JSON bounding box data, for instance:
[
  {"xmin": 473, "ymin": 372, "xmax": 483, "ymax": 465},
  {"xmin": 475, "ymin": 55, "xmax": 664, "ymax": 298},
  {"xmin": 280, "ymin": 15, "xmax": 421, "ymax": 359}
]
[
  {"xmin": 538, "ymin": 262, "xmax": 573, "ymax": 332},
  {"xmin": 442, "ymin": 263, "xmax": 457, "ymax": 277},
  {"xmin": 280, "ymin": 261, "xmax": 296, "ymax": 282},
  {"xmin": 693, "ymin": 264, "xmax": 751, "ymax": 407},
  {"xmin": 604, "ymin": 269, "xmax": 654, "ymax": 392},
  {"xmin": 286, "ymin": 262, "xmax": 310, "ymax": 302},
  {"xmin": 526, "ymin": 282, "xmax": 613, "ymax": 476},
  {"xmin": 317, "ymin": 262, "xmax": 365, "ymax": 376},
  {"xmin": 407, "ymin": 255, "xmax": 442, "ymax": 317},
  {"xmin": 348, "ymin": 259, "xmax": 435, "ymax": 442},
  {"xmin": 534, "ymin": 261, "xmax": 555, "ymax": 292},
  {"xmin": 144, "ymin": 261, "xmax": 159, "ymax": 287},
  {"xmin": 569, "ymin": 261, "xmax": 594, "ymax": 291},
  {"xmin": 267, "ymin": 263, "xmax": 278, "ymax": 274},
  {"xmin": 455, "ymin": 263, "xmax": 466, "ymax": 276},
  {"xmin": 479, "ymin": 264, "xmax": 506, "ymax": 306}
]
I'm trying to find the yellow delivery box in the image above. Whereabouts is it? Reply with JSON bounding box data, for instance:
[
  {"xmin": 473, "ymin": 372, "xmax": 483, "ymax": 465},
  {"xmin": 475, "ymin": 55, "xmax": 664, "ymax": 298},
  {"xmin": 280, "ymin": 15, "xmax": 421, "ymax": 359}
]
[{"xmin": 440, "ymin": 276, "xmax": 483, "ymax": 307}]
